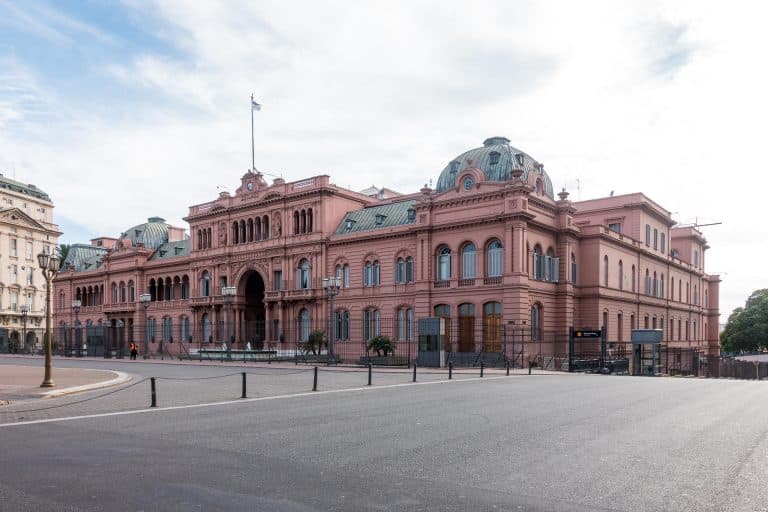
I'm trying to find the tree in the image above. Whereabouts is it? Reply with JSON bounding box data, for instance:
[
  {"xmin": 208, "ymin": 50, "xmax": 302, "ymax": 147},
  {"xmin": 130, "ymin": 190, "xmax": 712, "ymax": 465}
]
[
  {"xmin": 57, "ymin": 244, "xmax": 71, "ymax": 268},
  {"xmin": 302, "ymin": 330, "xmax": 326, "ymax": 355},
  {"xmin": 720, "ymin": 289, "xmax": 768, "ymax": 352}
]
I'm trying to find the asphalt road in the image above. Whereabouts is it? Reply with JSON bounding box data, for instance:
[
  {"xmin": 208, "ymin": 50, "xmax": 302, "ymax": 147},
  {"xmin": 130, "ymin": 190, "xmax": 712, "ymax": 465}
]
[{"xmin": 1, "ymin": 360, "xmax": 767, "ymax": 511}]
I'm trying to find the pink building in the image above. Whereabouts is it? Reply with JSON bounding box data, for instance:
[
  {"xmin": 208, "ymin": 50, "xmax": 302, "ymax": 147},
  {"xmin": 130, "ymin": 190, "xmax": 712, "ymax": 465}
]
[{"xmin": 53, "ymin": 137, "xmax": 720, "ymax": 363}]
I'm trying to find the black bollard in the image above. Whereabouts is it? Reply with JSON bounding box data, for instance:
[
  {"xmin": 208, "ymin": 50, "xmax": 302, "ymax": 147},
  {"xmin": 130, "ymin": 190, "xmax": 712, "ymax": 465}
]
[
  {"xmin": 506, "ymin": 361, "xmax": 510, "ymax": 376},
  {"xmin": 528, "ymin": 361, "xmax": 532, "ymax": 375},
  {"xmin": 150, "ymin": 377, "xmax": 157, "ymax": 408},
  {"xmin": 241, "ymin": 372, "xmax": 247, "ymax": 399},
  {"xmin": 480, "ymin": 362, "xmax": 484, "ymax": 378},
  {"xmin": 368, "ymin": 364, "xmax": 372, "ymax": 386},
  {"xmin": 413, "ymin": 363, "xmax": 417, "ymax": 382},
  {"xmin": 449, "ymin": 361, "xmax": 453, "ymax": 380},
  {"xmin": 313, "ymin": 366, "xmax": 318, "ymax": 391}
]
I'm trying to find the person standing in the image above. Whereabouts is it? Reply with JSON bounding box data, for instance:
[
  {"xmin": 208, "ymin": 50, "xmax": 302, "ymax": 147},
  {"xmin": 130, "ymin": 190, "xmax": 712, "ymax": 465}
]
[{"xmin": 129, "ymin": 342, "xmax": 138, "ymax": 360}]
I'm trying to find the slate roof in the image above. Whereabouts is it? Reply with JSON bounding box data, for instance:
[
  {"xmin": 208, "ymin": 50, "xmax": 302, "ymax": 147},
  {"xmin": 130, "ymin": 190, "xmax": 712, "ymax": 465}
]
[
  {"xmin": 334, "ymin": 200, "xmax": 416, "ymax": 235},
  {"xmin": 61, "ymin": 244, "xmax": 108, "ymax": 272},
  {"xmin": 435, "ymin": 136, "xmax": 554, "ymax": 198},
  {"xmin": 0, "ymin": 174, "xmax": 51, "ymax": 201},
  {"xmin": 149, "ymin": 239, "xmax": 190, "ymax": 260}
]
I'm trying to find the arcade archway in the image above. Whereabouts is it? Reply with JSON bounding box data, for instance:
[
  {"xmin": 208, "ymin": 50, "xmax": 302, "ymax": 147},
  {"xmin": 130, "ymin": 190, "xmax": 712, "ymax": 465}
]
[{"xmin": 241, "ymin": 270, "xmax": 266, "ymax": 345}]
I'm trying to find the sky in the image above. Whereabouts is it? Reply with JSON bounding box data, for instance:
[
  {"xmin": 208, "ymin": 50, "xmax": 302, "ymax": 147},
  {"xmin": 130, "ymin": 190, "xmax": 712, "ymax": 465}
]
[{"xmin": 0, "ymin": 0, "xmax": 765, "ymax": 320}]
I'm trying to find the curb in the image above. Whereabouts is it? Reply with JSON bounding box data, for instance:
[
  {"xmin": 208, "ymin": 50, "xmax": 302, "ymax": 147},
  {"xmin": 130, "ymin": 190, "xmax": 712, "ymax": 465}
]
[{"xmin": 40, "ymin": 371, "xmax": 132, "ymax": 399}]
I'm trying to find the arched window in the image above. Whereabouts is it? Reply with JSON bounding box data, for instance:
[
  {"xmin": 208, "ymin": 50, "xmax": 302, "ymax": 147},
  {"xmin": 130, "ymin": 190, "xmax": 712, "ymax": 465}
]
[
  {"xmin": 373, "ymin": 260, "xmax": 380, "ymax": 285},
  {"xmin": 535, "ymin": 179, "xmax": 543, "ymax": 195},
  {"xmin": 298, "ymin": 308, "xmax": 311, "ymax": 341},
  {"xmin": 181, "ymin": 275, "xmax": 190, "ymax": 299},
  {"xmin": 301, "ymin": 209, "xmax": 307, "ymax": 233},
  {"xmin": 197, "ymin": 230, "xmax": 202, "ymax": 249},
  {"xmin": 434, "ymin": 304, "xmax": 450, "ymax": 317},
  {"xmin": 111, "ymin": 282, "xmax": 118, "ymax": 303},
  {"xmin": 653, "ymin": 271, "xmax": 658, "ymax": 296},
  {"xmin": 248, "ymin": 218, "xmax": 254, "ymax": 242},
  {"xmin": 240, "ymin": 220, "xmax": 246, "ymax": 243},
  {"xmin": 119, "ymin": 282, "xmax": 126, "ymax": 303},
  {"xmin": 162, "ymin": 317, "xmax": 172, "ymax": 341},
  {"xmin": 571, "ymin": 253, "xmax": 577, "ymax": 284},
  {"xmin": 705, "ymin": 289, "xmax": 709, "ymax": 308},
  {"xmin": 298, "ymin": 260, "xmax": 311, "ymax": 289},
  {"xmin": 396, "ymin": 258, "xmax": 405, "ymax": 283},
  {"xmin": 293, "ymin": 211, "xmax": 300, "ymax": 235},
  {"xmin": 343, "ymin": 264, "xmax": 350, "ymax": 288},
  {"xmin": 202, "ymin": 313, "xmax": 211, "ymax": 343},
  {"xmin": 486, "ymin": 240, "xmax": 503, "ymax": 278},
  {"xmin": 307, "ymin": 209, "xmax": 313, "ymax": 232},
  {"xmin": 461, "ymin": 243, "xmax": 476, "ymax": 279},
  {"xmin": 128, "ymin": 281, "xmax": 135, "ymax": 302},
  {"xmin": 686, "ymin": 282, "xmax": 690, "ymax": 303},
  {"xmin": 364, "ymin": 261, "xmax": 372, "ymax": 287},
  {"xmin": 694, "ymin": 284, "xmax": 699, "ymax": 305},
  {"xmin": 631, "ymin": 265, "xmax": 636, "ymax": 292},
  {"xmin": 363, "ymin": 309, "xmax": 380, "ymax": 340},
  {"xmin": 436, "ymin": 246, "xmax": 451, "ymax": 281},
  {"xmin": 232, "ymin": 222, "xmax": 239, "ymax": 244},
  {"xmin": 200, "ymin": 271, "xmax": 210, "ymax": 297},
  {"xmin": 671, "ymin": 277, "xmax": 675, "ymax": 301},
  {"xmin": 262, "ymin": 215, "xmax": 269, "ymax": 240},
  {"xmin": 531, "ymin": 304, "xmax": 541, "ymax": 341},
  {"xmin": 405, "ymin": 257, "xmax": 414, "ymax": 283},
  {"xmin": 165, "ymin": 277, "xmax": 172, "ymax": 301},
  {"xmin": 603, "ymin": 255, "xmax": 609, "ymax": 287},
  {"xmin": 149, "ymin": 278, "xmax": 156, "ymax": 301},
  {"xmin": 180, "ymin": 316, "xmax": 190, "ymax": 342},
  {"xmin": 617, "ymin": 260, "xmax": 623, "ymax": 291},
  {"xmin": 335, "ymin": 310, "xmax": 350, "ymax": 341},
  {"xmin": 645, "ymin": 269, "xmax": 651, "ymax": 295},
  {"xmin": 660, "ymin": 274, "xmax": 665, "ymax": 298}
]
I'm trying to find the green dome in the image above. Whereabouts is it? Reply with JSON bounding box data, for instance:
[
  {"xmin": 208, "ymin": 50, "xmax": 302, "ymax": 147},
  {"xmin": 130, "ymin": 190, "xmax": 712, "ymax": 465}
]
[
  {"xmin": 435, "ymin": 137, "xmax": 554, "ymax": 198},
  {"xmin": 118, "ymin": 217, "xmax": 170, "ymax": 250}
]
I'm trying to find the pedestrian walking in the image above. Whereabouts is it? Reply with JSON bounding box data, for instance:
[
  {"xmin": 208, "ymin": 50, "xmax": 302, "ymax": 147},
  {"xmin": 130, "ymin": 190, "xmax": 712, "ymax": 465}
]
[{"xmin": 130, "ymin": 342, "xmax": 138, "ymax": 360}]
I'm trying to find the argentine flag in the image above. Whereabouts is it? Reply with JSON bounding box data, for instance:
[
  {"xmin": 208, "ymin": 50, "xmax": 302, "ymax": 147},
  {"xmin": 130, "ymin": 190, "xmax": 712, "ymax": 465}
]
[{"xmin": 251, "ymin": 99, "xmax": 262, "ymax": 111}]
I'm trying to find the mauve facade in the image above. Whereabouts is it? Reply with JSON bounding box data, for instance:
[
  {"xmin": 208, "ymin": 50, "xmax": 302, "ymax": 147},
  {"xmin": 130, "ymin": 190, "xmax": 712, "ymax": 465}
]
[{"xmin": 52, "ymin": 137, "xmax": 720, "ymax": 359}]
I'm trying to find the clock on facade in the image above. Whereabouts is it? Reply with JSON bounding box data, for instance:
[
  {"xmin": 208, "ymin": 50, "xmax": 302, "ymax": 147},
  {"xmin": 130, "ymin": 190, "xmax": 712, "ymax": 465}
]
[
  {"xmin": 246, "ymin": 181, "xmax": 254, "ymax": 191},
  {"xmin": 463, "ymin": 176, "xmax": 474, "ymax": 190}
]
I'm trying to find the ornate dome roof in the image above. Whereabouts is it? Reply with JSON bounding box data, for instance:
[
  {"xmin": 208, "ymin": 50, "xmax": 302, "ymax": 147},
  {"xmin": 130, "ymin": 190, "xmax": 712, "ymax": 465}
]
[
  {"xmin": 118, "ymin": 217, "xmax": 170, "ymax": 250},
  {"xmin": 435, "ymin": 137, "xmax": 554, "ymax": 198}
]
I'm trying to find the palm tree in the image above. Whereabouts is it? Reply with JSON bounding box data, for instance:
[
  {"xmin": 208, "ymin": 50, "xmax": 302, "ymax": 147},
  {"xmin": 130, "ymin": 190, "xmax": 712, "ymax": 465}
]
[{"xmin": 57, "ymin": 244, "xmax": 71, "ymax": 268}]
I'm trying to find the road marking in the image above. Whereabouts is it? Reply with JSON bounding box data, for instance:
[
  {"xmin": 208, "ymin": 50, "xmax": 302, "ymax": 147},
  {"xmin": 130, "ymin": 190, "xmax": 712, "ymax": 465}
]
[
  {"xmin": 0, "ymin": 374, "xmax": 528, "ymax": 428},
  {"xmin": 41, "ymin": 371, "xmax": 131, "ymax": 398}
]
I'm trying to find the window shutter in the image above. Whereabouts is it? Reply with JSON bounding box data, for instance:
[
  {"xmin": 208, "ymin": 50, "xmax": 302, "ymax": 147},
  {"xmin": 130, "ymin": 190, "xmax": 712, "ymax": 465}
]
[{"xmin": 552, "ymin": 257, "xmax": 560, "ymax": 283}]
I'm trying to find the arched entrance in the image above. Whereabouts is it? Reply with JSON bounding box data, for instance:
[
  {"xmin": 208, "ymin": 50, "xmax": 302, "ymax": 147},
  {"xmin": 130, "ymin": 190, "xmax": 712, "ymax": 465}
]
[
  {"xmin": 9, "ymin": 331, "xmax": 20, "ymax": 354},
  {"xmin": 242, "ymin": 271, "xmax": 266, "ymax": 346}
]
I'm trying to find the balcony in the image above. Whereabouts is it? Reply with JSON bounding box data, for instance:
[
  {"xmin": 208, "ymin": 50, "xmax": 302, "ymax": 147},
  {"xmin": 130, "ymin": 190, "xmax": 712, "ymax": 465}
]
[
  {"xmin": 434, "ymin": 280, "xmax": 450, "ymax": 289},
  {"xmin": 458, "ymin": 278, "xmax": 476, "ymax": 287},
  {"xmin": 483, "ymin": 276, "xmax": 502, "ymax": 286}
]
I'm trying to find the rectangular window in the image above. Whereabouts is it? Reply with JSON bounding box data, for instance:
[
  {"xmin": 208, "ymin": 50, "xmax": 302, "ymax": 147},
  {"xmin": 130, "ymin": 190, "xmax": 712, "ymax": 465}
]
[
  {"xmin": 273, "ymin": 271, "xmax": 282, "ymax": 291},
  {"xmin": 26, "ymin": 267, "xmax": 33, "ymax": 285},
  {"xmin": 10, "ymin": 291, "xmax": 18, "ymax": 311},
  {"xmin": 487, "ymin": 248, "xmax": 502, "ymax": 277},
  {"xmin": 344, "ymin": 265, "xmax": 350, "ymax": 288},
  {"xmin": 645, "ymin": 224, "xmax": 650, "ymax": 246},
  {"xmin": 26, "ymin": 241, "xmax": 32, "ymax": 259},
  {"xmin": 11, "ymin": 264, "xmax": 17, "ymax": 283},
  {"xmin": 653, "ymin": 229, "xmax": 658, "ymax": 250},
  {"xmin": 10, "ymin": 239, "xmax": 17, "ymax": 257},
  {"xmin": 608, "ymin": 223, "xmax": 621, "ymax": 233},
  {"xmin": 660, "ymin": 233, "xmax": 666, "ymax": 254}
]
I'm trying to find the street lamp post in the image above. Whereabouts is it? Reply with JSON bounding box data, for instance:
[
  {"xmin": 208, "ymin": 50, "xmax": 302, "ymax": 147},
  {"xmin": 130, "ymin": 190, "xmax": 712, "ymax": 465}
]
[
  {"xmin": 222, "ymin": 286, "xmax": 237, "ymax": 348},
  {"xmin": 71, "ymin": 299, "xmax": 82, "ymax": 357},
  {"xmin": 38, "ymin": 251, "xmax": 60, "ymax": 388},
  {"xmin": 322, "ymin": 276, "xmax": 342, "ymax": 362},
  {"xmin": 139, "ymin": 293, "xmax": 152, "ymax": 359},
  {"xmin": 20, "ymin": 304, "xmax": 28, "ymax": 354}
]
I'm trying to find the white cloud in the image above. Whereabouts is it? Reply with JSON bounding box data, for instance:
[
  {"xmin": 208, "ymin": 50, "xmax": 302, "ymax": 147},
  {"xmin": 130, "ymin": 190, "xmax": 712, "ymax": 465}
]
[{"xmin": 1, "ymin": 0, "xmax": 766, "ymax": 319}]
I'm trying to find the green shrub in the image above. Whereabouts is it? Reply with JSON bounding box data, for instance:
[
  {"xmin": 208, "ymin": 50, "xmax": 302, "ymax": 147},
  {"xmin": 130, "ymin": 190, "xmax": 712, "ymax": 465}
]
[
  {"xmin": 302, "ymin": 330, "xmax": 326, "ymax": 355},
  {"xmin": 367, "ymin": 335, "xmax": 394, "ymax": 356}
]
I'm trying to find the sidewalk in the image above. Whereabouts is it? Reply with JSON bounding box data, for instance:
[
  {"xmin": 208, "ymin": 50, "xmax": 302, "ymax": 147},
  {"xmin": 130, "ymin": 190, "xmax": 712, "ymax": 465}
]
[{"xmin": 0, "ymin": 364, "xmax": 129, "ymax": 403}]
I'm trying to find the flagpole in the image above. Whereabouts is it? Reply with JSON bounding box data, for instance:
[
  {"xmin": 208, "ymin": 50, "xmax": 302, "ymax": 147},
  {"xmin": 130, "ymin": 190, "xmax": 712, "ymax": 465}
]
[{"xmin": 250, "ymin": 93, "xmax": 255, "ymax": 171}]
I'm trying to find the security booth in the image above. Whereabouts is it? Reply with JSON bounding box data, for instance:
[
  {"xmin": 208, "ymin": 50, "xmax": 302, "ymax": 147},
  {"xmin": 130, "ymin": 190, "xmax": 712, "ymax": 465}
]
[
  {"xmin": 631, "ymin": 329, "xmax": 663, "ymax": 376},
  {"xmin": 417, "ymin": 317, "xmax": 446, "ymax": 367}
]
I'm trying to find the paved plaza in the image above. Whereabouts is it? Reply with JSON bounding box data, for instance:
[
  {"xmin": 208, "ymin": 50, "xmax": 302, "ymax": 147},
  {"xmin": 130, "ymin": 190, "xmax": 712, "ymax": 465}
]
[{"xmin": 1, "ymin": 356, "xmax": 767, "ymax": 511}]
